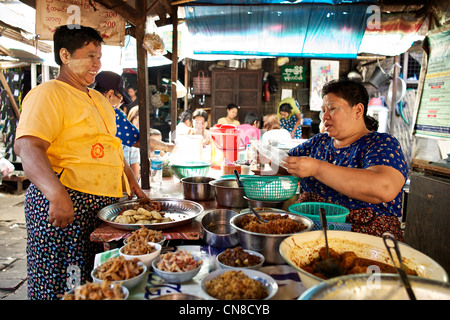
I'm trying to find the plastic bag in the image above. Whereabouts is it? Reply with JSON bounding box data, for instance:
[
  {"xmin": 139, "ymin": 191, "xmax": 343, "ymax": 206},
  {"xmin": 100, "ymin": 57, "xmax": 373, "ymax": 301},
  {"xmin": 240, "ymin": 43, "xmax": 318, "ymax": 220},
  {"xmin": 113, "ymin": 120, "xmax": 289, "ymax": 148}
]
[
  {"xmin": 0, "ymin": 157, "xmax": 15, "ymax": 178},
  {"xmin": 254, "ymin": 140, "xmax": 288, "ymax": 172},
  {"xmin": 142, "ymin": 18, "xmax": 165, "ymax": 56}
]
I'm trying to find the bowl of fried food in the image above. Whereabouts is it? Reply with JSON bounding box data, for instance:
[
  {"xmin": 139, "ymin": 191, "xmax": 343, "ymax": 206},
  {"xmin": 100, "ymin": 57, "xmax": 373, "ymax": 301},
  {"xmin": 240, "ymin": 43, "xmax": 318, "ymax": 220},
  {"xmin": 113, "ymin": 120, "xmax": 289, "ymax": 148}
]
[
  {"xmin": 152, "ymin": 250, "xmax": 203, "ymax": 284},
  {"xmin": 279, "ymin": 230, "xmax": 449, "ymax": 289},
  {"xmin": 124, "ymin": 227, "xmax": 166, "ymax": 246},
  {"xmin": 62, "ymin": 281, "xmax": 129, "ymax": 300},
  {"xmin": 200, "ymin": 269, "xmax": 278, "ymax": 300},
  {"xmin": 119, "ymin": 242, "xmax": 162, "ymax": 267},
  {"xmin": 91, "ymin": 256, "xmax": 147, "ymax": 290},
  {"xmin": 216, "ymin": 247, "xmax": 264, "ymax": 270},
  {"xmin": 230, "ymin": 211, "xmax": 313, "ymax": 264}
]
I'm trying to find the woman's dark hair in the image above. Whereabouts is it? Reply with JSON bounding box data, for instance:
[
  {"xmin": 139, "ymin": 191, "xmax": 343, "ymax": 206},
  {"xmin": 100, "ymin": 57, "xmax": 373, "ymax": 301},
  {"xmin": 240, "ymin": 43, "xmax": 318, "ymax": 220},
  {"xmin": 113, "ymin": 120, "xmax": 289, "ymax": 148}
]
[
  {"xmin": 365, "ymin": 115, "xmax": 379, "ymax": 131},
  {"xmin": 53, "ymin": 25, "xmax": 104, "ymax": 66},
  {"xmin": 244, "ymin": 112, "xmax": 259, "ymax": 126},
  {"xmin": 227, "ymin": 104, "xmax": 239, "ymax": 111},
  {"xmin": 321, "ymin": 78, "xmax": 369, "ymax": 117},
  {"xmin": 279, "ymin": 103, "xmax": 292, "ymax": 114},
  {"xmin": 179, "ymin": 110, "xmax": 193, "ymax": 123}
]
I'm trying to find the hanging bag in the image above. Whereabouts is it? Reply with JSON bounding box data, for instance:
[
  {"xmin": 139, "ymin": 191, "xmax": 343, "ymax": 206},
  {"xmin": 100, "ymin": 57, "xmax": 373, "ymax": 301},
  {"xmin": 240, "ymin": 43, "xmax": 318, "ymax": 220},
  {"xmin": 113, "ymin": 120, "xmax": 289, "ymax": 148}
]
[{"xmin": 192, "ymin": 70, "xmax": 211, "ymax": 95}]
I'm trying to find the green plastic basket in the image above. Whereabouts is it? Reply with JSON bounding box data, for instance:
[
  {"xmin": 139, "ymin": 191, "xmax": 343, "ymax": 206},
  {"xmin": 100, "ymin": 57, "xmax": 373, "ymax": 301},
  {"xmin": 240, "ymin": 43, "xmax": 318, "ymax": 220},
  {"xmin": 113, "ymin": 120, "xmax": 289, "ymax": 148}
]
[
  {"xmin": 288, "ymin": 202, "xmax": 350, "ymax": 223},
  {"xmin": 170, "ymin": 161, "xmax": 211, "ymax": 179},
  {"xmin": 240, "ymin": 176, "xmax": 299, "ymax": 201}
]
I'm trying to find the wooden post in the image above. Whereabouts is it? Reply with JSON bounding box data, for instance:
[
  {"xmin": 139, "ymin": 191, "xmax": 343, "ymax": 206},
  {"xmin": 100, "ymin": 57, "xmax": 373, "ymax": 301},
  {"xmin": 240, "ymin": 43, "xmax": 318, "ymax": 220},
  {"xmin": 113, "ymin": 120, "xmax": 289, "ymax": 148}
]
[
  {"xmin": 136, "ymin": 1, "xmax": 150, "ymax": 190},
  {"xmin": 170, "ymin": 5, "xmax": 178, "ymax": 139}
]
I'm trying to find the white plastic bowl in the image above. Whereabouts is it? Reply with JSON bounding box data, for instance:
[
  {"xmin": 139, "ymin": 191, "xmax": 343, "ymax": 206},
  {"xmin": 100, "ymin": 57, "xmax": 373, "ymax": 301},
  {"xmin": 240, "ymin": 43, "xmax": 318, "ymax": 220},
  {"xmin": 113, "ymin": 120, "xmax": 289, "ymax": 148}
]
[
  {"xmin": 216, "ymin": 249, "xmax": 265, "ymax": 270},
  {"xmin": 119, "ymin": 242, "xmax": 162, "ymax": 267},
  {"xmin": 200, "ymin": 268, "xmax": 278, "ymax": 300},
  {"xmin": 123, "ymin": 235, "xmax": 166, "ymax": 247},
  {"xmin": 152, "ymin": 255, "xmax": 203, "ymax": 284},
  {"xmin": 91, "ymin": 261, "xmax": 147, "ymax": 290},
  {"xmin": 63, "ymin": 283, "xmax": 129, "ymax": 300},
  {"xmin": 279, "ymin": 230, "xmax": 448, "ymax": 289}
]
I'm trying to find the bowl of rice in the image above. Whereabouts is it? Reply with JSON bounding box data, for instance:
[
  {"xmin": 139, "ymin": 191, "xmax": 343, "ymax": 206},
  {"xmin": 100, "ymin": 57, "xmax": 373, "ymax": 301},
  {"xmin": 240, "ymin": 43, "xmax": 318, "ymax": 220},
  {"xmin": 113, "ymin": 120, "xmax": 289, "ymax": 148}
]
[{"xmin": 200, "ymin": 269, "xmax": 278, "ymax": 300}]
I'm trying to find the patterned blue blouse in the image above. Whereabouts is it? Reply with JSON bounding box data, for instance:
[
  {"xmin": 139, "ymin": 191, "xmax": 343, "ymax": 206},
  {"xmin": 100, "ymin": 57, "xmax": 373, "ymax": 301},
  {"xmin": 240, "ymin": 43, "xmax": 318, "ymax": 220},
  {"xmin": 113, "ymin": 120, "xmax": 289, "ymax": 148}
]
[
  {"xmin": 288, "ymin": 132, "xmax": 408, "ymax": 217},
  {"xmin": 115, "ymin": 108, "xmax": 139, "ymax": 147}
]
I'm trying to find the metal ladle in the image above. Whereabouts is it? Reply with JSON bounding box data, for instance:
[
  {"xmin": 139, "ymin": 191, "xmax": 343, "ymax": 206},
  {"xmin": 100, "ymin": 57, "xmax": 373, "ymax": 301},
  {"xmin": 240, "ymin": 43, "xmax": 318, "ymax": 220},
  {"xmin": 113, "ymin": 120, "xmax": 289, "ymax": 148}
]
[
  {"xmin": 382, "ymin": 233, "xmax": 417, "ymax": 300},
  {"xmin": 249, "ymin": 205, "xmax": 268, "ymax": 224},
  {"xmin": 233, "ymin": 169, "xmax": 244, "ymax": 188},
  {"xmin": 317, "ymin": 208, "xmax": 345, "ymax": 278}
]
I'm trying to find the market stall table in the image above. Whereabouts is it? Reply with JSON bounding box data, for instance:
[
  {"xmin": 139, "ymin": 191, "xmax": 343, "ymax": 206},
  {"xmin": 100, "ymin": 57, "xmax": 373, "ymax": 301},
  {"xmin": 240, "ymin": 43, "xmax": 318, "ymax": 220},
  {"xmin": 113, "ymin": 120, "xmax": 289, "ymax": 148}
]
[
  {"xmin": 89, "ymin": 168, "xmax": 309, "ymax": 299},
  {"xmin": 90, "ymin": 175, "xmax": 225, "ymax": 250}
]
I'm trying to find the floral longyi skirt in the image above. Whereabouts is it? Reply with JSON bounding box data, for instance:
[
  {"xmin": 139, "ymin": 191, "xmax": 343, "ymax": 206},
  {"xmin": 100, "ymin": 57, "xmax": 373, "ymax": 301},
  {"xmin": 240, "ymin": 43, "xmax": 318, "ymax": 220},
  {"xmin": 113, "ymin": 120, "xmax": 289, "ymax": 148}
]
[{"xmin": 24, "ymin": 183, "xmax": 117, "ymax": 300}]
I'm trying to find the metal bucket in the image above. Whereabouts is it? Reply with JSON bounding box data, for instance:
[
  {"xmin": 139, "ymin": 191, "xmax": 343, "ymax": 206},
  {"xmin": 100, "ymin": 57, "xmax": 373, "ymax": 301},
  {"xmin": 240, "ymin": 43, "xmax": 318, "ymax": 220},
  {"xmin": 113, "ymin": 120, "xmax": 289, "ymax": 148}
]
[{"xmin": 369, "ymin": 66, "xmax": 391, "ymax": 88}]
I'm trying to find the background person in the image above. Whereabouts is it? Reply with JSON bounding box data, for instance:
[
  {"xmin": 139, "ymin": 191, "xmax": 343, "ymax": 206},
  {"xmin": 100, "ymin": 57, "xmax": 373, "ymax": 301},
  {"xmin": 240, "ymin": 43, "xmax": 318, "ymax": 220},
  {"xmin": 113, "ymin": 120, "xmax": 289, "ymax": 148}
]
[
  {"xmin": 238, "ymin": 112, "xmax": 260, "ymax": 148},
  {"xmin": 284, "ymin": 79, "xmax": 408, "ymax": 241},
  {"xmin": 217, "ymin": 104, "xmax": 240, "ymax": 126},
  {"xmin": 126, "ymin": 85, "xmax": 139, "ymax": 111},
  {"xmin": 176, "ymin": 110, "xmax": 193, "ymax": 136},
  {"xmin": 261, "ymin": 113, "xmax": 292, "ymax": 146},
  {"xmin": 14, "ymin": 25, "xmax": 146, "ymax": 300},
  {"xmin": 192, "ymin": 108, "xmax": 211, "ymax": 145},
  {"xmin": 277, "ymin": 97, "xmax": 302, "ymax": 139}
]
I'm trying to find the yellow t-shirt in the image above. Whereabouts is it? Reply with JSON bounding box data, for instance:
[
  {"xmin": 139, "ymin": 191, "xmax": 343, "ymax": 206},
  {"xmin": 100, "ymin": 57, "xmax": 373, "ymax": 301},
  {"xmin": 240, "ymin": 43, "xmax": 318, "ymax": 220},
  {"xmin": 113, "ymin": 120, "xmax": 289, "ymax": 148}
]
[{"xmin": 16, "ymin": 80, "xmax": 125, "ymax": 197}]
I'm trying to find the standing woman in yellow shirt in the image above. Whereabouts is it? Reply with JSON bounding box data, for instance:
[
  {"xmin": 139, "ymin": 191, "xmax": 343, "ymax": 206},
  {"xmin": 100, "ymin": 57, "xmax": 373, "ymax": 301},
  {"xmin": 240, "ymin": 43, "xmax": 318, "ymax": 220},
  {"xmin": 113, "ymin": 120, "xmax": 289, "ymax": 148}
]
[{"xmin": 14, "ymin": 25, "xmax": 145, "ymax": 300}]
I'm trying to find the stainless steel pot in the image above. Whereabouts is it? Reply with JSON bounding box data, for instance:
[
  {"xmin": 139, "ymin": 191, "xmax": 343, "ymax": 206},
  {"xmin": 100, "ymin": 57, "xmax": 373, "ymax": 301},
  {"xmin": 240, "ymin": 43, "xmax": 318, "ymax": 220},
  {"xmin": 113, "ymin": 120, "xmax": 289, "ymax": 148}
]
[
  {"xmin": 209, "ymin": 179, "xmax": 247, "ymax": 208},
  {"xmin": 201, "ymin": 209, "xmax": 239, "ymax": 248},
  {"xmin": 230, "ymin": 211, "xmax": 314, "ymax": 264},
  {"xmin": 181, "ymin": 176, "xmax": 216, "ymax": 201}
]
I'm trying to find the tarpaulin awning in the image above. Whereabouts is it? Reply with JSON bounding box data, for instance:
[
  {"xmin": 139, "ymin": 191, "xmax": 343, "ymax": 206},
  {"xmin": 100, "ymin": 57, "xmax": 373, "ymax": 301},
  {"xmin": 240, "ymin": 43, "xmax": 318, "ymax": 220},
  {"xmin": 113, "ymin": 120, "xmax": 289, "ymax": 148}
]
[{"xmin": 184, "ymin": 4, "xmax": 372, "ymax": 58}]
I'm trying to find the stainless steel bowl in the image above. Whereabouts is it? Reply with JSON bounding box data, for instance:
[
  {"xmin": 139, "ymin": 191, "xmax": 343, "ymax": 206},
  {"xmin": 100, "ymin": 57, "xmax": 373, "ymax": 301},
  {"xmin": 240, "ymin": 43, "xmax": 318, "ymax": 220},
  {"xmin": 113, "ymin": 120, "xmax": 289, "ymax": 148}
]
[
  {"xmin": 201, "ymin": 209, "xmax": 239, "ymax": 248},
  {"xmin": 230, "ymin": 211, "xmax": 314, "ymax": 264},
  {"xmin": 97, "ymin": 198, "xmax": 204, "ymax": 231},
  {"xmin": 299, "ymin": 274, "xmax": 450, "ymax": 300},
  {"xmin": 181, "ymin": 176, "xmax": 216, "ymax": 201},
  {"xmin": 243, "ymin": 196, "xmax": 285, "ymax": 209},
  {"xmin": 209, "ymin": 179, "xmax": 247, "ymax": 208}
]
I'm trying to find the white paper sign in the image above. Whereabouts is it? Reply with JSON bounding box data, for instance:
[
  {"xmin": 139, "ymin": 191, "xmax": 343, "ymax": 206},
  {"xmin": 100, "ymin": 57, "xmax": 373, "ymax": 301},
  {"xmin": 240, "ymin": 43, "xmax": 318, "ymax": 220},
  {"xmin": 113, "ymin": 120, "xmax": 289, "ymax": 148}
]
[
  {"xmin": 35, "ymin": 0, "xmax": 125, "ymax": 46},
  {"xmin": 310, "ymin": 60, "xmax": 340, "ymax": 111}
]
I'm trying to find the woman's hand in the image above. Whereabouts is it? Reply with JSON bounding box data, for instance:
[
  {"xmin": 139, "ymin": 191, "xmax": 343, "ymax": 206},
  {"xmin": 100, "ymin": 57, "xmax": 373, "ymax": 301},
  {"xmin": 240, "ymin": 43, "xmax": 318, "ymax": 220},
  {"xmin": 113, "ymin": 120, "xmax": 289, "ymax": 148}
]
[
  {"xmin": 283, "ymin": 156, "xmax": 321, "ymax": 178},
  {"xmin": 48, "ymin": 188, "xmax": 75, "ymax": 228},
  {"xmin": 128, "ymin": 180, "xmax": 147, "ymax": 199}
]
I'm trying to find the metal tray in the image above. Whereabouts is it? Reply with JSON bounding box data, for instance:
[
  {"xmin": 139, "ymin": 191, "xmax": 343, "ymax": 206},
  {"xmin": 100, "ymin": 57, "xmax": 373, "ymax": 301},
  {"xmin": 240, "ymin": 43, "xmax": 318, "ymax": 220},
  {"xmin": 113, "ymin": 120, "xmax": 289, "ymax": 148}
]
[{"xmin": 98, "ymin": 198, "xmax": 204, "ymax": 231}]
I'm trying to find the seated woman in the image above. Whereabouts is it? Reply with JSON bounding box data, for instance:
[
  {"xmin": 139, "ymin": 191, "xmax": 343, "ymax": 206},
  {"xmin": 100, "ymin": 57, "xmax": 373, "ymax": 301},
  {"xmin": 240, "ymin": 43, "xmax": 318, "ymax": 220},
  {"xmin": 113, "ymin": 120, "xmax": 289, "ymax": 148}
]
[
  {"xmin": 277, "ymin": 97, "xmax": 302, "ymax": 139},
  {"xmin": 192, "ymin": 108, "xmax": 211, "ymax": 145},
  {"xmin": 217, "ymin": 104, "xmax": 240, "ymax": 126},
  {"xmin": 284, "ymin": 79, "xmax": 408, "ymax": 241},
  {"xmin": 238, "ymin": 112, "xmax": 260, "ymax": 148},
  {"xmin": 261, "ymin": 113, "xmax": 292, "ymax": 146},
  {"xmin": 176, "ymin": 110, "xmax": 193, "ymax": 136}
]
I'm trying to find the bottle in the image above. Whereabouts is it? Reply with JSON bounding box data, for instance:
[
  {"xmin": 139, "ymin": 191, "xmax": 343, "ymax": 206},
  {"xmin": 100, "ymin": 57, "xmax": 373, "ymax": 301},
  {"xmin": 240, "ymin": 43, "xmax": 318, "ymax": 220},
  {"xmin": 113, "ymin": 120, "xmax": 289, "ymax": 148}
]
[{"xmin": 151, "ymin": 150, "xmax": 163, "ymax": 187}]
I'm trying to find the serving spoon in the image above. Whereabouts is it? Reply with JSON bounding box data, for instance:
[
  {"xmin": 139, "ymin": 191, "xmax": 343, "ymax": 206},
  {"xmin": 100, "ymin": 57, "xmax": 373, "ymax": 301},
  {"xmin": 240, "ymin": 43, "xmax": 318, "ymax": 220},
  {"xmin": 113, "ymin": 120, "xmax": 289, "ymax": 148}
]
[
  {"xmin": 317, "ymin": 208, "xmax": 345, "ymax": 278},
  {"xmin": 249, "ymin": 205, "xmax": 268, "ymax": 224},
  {"xmin": 233, "ymin": 169, "xmax": 244, "ymax": 188},
  {"xmin": 382, "ymin": 233, "xmax": 416, "ymax": 300}
]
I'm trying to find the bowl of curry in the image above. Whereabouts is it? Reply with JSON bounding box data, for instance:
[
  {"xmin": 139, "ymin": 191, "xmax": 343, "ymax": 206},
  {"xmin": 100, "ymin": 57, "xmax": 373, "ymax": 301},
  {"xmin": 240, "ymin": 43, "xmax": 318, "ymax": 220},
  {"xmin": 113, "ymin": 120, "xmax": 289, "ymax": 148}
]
[
  {"xmin": 230, "ymin": 211, "xmax": 313, "ymax": 264},
  {"xmin": 279, "ymin": 230, "xmax": 448, "ymax": 289}
]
